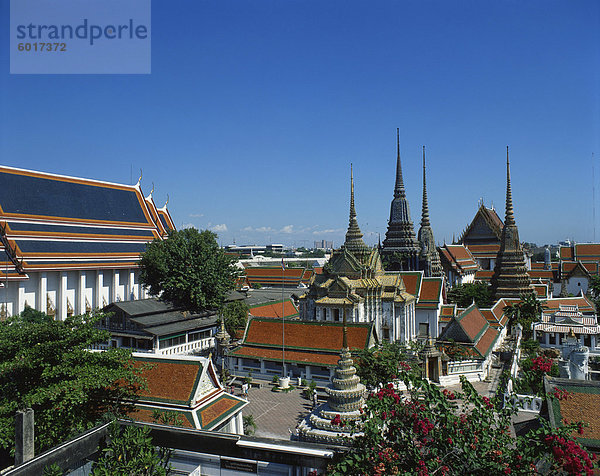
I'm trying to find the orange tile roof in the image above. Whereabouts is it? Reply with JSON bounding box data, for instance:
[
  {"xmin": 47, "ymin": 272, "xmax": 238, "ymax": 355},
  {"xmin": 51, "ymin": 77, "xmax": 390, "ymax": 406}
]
[
  {"xmin": 249, "ymin": 300, "xmax": 298, "ymax": 319},
  {"xmin": 132, "ymin": 357, "xmax": 202, "ymax": 405},
  {"xmin": 440, "ymin": 304, "xmax": 456, "ymax": 317},
  {"xmin": 545, "ymin": 378, "xmax": 600, "ymax": 450},
  {"xmin": 128, "ymin": 406, "xmax": 195, "ymax": 428},
  {"xmin": 532, "ymin": 284, "xmax": 548, "ymax": 298},
  {"xmin": 243, "ymin": 318, "xmax": 372, "ymax": 351},
  {"xmin": 544, "ymin": 296, "xmax": 595, "ymax": 313},
  {"xmin": 528, "ymin": 270, "xmax": 554, "ymax": 279},
  {"xmin": 475, "ymin": 270, "xmax": 493, "ymax": 281},
  {"xmin": 231, "ymin": 345, "xmax": 340, "ymax": 366},
  {"xmin": 198, "ymin": 395, "xmax": 242, "ymax": 428},
  {"xmin": 475, "ymin": 326, "xmax": 499, "ymax": 356},
  {"xmin": 398, "ymin": 271, "xmax": 422, "ymax": 296},
  {"xmin": 457, "ymin": 305, "xmax": 489, "ymax": 341},
  {"xmin": 560, "ymin": 247, "xmax": 574, "ymax": 260},
  {"xmin": 416, "ymin": 278, "xmax": 443, "ymax": 309},
  {"xmin": 574, "ymin": 243, "xmax": 600, "ymax": 259}
]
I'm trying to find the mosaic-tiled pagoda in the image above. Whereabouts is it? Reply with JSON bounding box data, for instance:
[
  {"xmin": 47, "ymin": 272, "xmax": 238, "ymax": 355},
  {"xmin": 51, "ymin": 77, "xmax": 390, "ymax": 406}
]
[
  {"xmin": 299, "ymin": 166, "xmax": 416, "ymax": 343},
  {"xmin": 381, "ymin": 129, "xmax": 421, "ymax": 271},
  {"xmin": 490, "ymin": 148, "xmax": 533, "ymax": 300},
  {"xmin": 297, "ymin": 311, "xmax": 366, "ymax": 445},
  {"xmin": 417, "ymin": 146, "xmax": 443, "ymax": 277}
]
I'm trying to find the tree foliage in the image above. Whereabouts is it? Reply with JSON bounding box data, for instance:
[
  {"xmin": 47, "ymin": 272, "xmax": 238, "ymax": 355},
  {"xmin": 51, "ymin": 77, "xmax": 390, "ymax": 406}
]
[
  {"xmin": 139, "ymin": 228, "xmax": 239, "ymax": 313},
  {"xmin": 589, "ymin": 275, "xmax": 600, "ymax": 315},
  {"xmin": 505, "ymin": 293, "xmax": 547, "ymax": 339},
  {"xmin": 91, "ymin": 422, "xmax": 171, "ymax": 475},
  {"xmin": 222, "ymin": 300, "xmax": 249, "ymax": 337},
  {"xmin": 0, "ymin": 311, "xmax": 144, "ymax": 464},
  {"xmin": 329, "ymin": 371, "xmax": 597, "ymax": 475},
  {"xmin": 447, "ymin": 282, "xmax": 493, "ymax": 308},
  {"xmin": 354, "ymin": 342, "xmax": 419, "ymax": 389}
]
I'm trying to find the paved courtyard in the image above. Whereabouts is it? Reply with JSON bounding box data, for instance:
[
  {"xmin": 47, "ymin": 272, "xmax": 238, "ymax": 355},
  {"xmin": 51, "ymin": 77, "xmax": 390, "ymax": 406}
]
[{"xmin": 241, "ymin": 384, "xmax": 313, "ymax": 439}]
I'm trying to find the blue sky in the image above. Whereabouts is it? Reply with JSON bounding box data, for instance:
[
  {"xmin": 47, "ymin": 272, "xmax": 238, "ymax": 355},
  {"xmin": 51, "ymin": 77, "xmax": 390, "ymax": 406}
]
[{"xmin": 1, "ymin": 0, "xmax": 599, "ymax": 248}]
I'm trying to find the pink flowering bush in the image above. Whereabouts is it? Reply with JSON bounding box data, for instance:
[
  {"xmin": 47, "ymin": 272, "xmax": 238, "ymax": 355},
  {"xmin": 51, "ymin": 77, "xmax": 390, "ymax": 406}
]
[{"xmin": 327, "ymin": 371, "xmax": 597, "ymax": 475}]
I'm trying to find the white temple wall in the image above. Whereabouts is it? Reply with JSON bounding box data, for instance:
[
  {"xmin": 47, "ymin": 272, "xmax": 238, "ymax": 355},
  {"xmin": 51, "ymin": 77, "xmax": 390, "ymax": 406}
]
[
  {"xmin": 0, "ymin": 268, "xmax": 144, "ymax": 319},
  {"xmin": 567, "ymin": 277, "xmax": 589, "ymax": 295},
  {"xmin": 415, "ymin": 308, "xmax": 439, "ymax": 339}
]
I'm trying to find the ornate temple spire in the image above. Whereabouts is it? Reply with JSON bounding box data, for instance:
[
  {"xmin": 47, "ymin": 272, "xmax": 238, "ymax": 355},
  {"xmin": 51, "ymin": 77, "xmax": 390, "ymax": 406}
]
[
  {"xmin": 381, "ymin": 129, "xmax": 421, "ymax": 270},
  {"xmin": 421, "ymin": 146, "xmax": 430, "ymax": 227},
  {"xmin": 394, "ymin": 128, "xmax": 406, "ymax": 199},
  {"xmin": 417, "ymin": 146, "xmax": 443, "ymax": 277},
  {"xmin": 344, "ymin": 164, "xmax": 370, "ymax": 257},
  {"xmin": 505, "ymin": 146, "xmax": 516, "ymax": 227},
  {"xmin": 490, "ymin": 147, "xmax": 532, "ymax": 300}
]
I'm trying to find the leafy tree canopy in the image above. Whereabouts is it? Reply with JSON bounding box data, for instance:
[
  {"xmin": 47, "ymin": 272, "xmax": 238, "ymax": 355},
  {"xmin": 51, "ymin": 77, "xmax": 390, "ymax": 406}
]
[
  {"xmin": 91, "ymin": 422, "xmax": 172, "ymax": 476},
  {"xmin": 589, "ymin": 275, "xmax": 600, "ymax": 315},
  {"xmin": 504, "ymin": 293, "xmax": 547, "ymax": 339},
  {"xmin": 139, "ymin": 228, "xmax": 239, "ymax": 313},
  {"xmin": 222, "ymin": 300, "xmax": 249, "ymax": 337},
  {"xmin": 0, "ymin": 311, "xmax": 144, "ymax": 465},
  {"xmin": 447, "ymin": 282, "xmax": 493, "ymax": 308},
  {"xmin": 354, "ymin": 341, "xmax": 420, "ymax": 389}
]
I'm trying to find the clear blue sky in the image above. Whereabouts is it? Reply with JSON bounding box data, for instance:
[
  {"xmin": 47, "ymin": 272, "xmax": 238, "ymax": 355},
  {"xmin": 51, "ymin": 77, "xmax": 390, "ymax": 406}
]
[{"xmin": 1, "ymin": 1, "xmax": 599, "ymax": 248}]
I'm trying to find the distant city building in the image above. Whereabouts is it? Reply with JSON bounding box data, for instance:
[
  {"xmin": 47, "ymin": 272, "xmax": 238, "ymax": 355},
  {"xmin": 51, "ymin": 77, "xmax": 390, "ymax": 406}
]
[
  {"xmin": 313, "ymin": 240, "xmax": 333, "ymax": 250},
  {"xmin": 224, "ymin": 244, "xmax": 284, "ymax": 255},
  {"xmin": 0, "ymin": 165, "xmax": 174, "ymax": 320}
]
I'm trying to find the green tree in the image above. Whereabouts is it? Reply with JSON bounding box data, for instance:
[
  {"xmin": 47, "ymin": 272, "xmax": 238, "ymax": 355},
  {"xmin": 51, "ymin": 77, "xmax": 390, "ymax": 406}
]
[
  {"xmin": 447, "ymin": 282, "xmax": 493, "ymax": 308},
  {"xmin": 91, "ymin": 422, "xmax": 171, "ymax": 475},
  {"xmin": 354, "ymin": 341, "xmax": 418, "ymax": 389},
  {"xmin": 243, "ymin": 415, "xmax": 257, "ymax": 436},
  {"xmin": 139, "ymin": 228, "xmax": 239, "ymax": 313},
  {"xmin": 222, "ymin": 300, "xmax": 249, "ymax": 337},
  {"xmin": 0, "ymin": 311, "xmax": 145, "ymax": 464},
  {"xmin": 505, "ymin": 293, "xmax": 547, "ymax": 339}
]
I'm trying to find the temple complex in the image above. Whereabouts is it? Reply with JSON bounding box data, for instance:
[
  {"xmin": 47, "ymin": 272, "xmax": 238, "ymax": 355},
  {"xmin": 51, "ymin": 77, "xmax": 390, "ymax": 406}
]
[
  {"xmin": 297, "ymin": 309, "xmax": 366, "ymax": 445},
  {"xmin": 299, "ymin": 166, "xmax": 417, "ymax": 343},
  {"xmin": 381, "ymin": 129, "xmax": 421, "ymax": 271},
  {"xmin": 489, "ymin": 148, "xmax": 533, "ymax": 300},
  {"xmin": 417, "ymin": 146, "xmax": 443, "ymax": 277}
]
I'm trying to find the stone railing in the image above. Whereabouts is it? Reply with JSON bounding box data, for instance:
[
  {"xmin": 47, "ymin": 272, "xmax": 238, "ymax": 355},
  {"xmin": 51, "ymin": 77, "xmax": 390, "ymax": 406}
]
[{"xmin": 510, "ymin": 394, "xmax": 543, "ymax": 413}]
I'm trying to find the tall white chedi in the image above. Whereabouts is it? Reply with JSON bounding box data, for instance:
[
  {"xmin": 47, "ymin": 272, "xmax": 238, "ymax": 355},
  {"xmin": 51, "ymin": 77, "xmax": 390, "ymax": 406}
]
[{"xmin": 297, "ymin": 308, "xmax": 366, "ymax": 445}]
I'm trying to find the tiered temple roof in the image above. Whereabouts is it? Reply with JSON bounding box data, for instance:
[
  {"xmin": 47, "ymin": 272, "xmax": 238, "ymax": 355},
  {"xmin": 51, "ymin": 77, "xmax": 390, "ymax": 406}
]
[
  {"xmin": 127, "ymin": 353, "xmax": 247, "ymax": 430},
  {"xmin": 0, "ymin": 165, "xmax": 173, "ymax": 275},
  {"xmin": 490, "ymin": 149, "xmax": 533, "ymax": 300},
  {"xmin": 381, "ymin": 129, "xmax": 421, "ymax": 270}
]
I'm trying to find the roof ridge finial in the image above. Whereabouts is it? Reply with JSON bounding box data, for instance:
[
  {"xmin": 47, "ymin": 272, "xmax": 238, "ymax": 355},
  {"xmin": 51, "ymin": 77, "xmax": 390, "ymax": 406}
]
[
  {"xmin": 421, "ymin": 145, "xmax": 430, "ymax": 227},
  {"xmin": 505, "ymin": 146, "xmax": 516, "ymax": 226},
  {"xmin": 164, "ymin": 193, "xmax": 169, "ymax": 208},
  {"xmin": 136, "ymin": 168, "xmax": 143, "ymax": 186},
  {"xmin": 394, "ymin": 128, "xmax": 406, "ymax": 198}
]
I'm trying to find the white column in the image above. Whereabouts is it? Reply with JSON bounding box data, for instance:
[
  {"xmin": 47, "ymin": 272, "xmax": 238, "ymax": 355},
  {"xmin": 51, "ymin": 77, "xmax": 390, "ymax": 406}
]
[
  {"xmin": 545, "ymin": 333, "xmax": 550, "ymax": 345},
  {"xmin": 96, "ymin": 270, "xmax": 104, "ymax": 308},
  {"xmin": 236, "ymin": 412, "xmax": 243, "ymax": 435},
  {"xmin": 59, "ymin": 272, "xmax": 67, "ymax": 321},
  {"xmin": 112, "ymin": 270, "xmax": 120, "ymax": 302},
  {"xmin": 128, "ymin": 270, "xmax": 135, "ymax": 300},
  {"xmin": 38, "ymin": 272, "xmax": 47, "ymax": 313},
  {"xmin": 78, "ymin": 271, "xmax": 86, "ymax": 314},
  {"xmin": 17, "ymin": 281, "xmax": 26, "ymax": 314}
]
